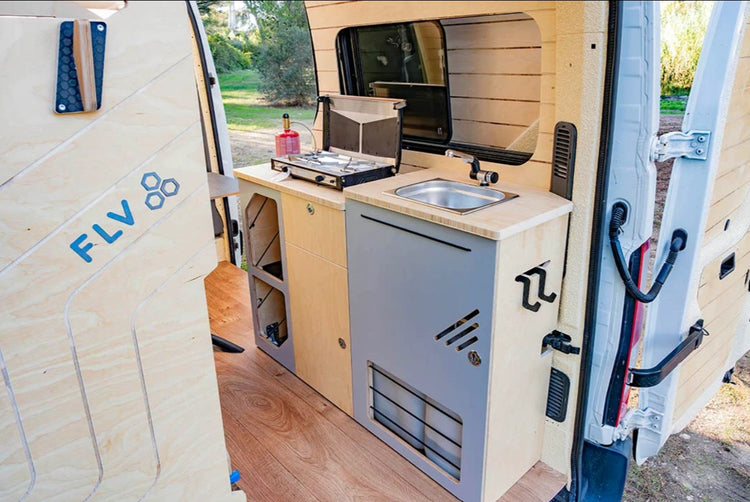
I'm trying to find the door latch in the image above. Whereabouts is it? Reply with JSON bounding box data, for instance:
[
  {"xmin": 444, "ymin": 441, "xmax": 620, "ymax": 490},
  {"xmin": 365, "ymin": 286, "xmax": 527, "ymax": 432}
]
[
  {"xmin": 650, "ymin": 130, "xmax": 711, "ymax": 162},
  {"xmin": 542, "ymin": 330, "xmax": 580, "ymax": 355}
]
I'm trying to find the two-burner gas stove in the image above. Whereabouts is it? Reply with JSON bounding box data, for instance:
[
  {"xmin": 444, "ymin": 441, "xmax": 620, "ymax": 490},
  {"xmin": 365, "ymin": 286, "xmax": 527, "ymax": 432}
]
[
  {"xmin": 271, "ymin": 150, "xmax": 396, "ymax": 190},
  {"xmin": 271, "ymin": 94, "xmax": 406, "ymax": 190}
]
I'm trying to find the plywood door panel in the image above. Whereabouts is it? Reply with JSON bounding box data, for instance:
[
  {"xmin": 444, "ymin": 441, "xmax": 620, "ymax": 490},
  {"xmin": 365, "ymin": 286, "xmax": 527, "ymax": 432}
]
[
  {"xmin": 0, "ymin": 57, "xmax": 200, "ymax": 269},
  {"xmin": 0, "ymin": 124, "xmax": 209, "ymax": 502},
  {"xmin": 0, "ymin": 374, "xmax": 33, "ymax": 501},
  {"xmin": 134, "ymin": 247, "xmax": 243, "ymax": 502},
  {"xmin": 711, "ymin": 165, "xmax": 750, "ymax": 207},
  {"xmin": 732, "ymin": 57, "xmax": 750, "ymax": 90},
  {"xmin": 287, "ymin": 244, "xmax": 352, "ymax": 415},
  {"xmin": 0, "ymin": 4, "xmax": 199, "ymax": 187},
  {"xmin": 281, "ymin": 193, "xmax": 347, "ymax": 267},
  {"xmin": 0, "ymin": 2, "xmax": 242, "ymax": 500},
  {"xmin": 674, "ymin": 14, "xmax": 750, "ymax": 428}
]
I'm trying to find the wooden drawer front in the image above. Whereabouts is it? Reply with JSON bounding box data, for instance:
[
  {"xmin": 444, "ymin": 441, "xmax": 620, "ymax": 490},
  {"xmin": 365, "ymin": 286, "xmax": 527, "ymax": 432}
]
[
  {"xmin": 287, "ymin": 244, "xmax": 353, "ymax": 415},
  {"xmin": 281, "ymin": 193, "xmax": 347, "ymax": 267}
]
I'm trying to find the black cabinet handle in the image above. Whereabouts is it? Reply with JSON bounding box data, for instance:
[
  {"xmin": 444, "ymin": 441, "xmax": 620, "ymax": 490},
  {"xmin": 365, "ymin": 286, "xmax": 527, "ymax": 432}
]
[
  {"xmin": 530, "ymin": 266, "xmax": 558, "ymax": 303},
  {"xmin": 515, "ymin": 274, "xmax": 541, "ymax": 312},
  {"xmin": 515, "ymin": 266, "xmax": 557, "ymax": 312}
]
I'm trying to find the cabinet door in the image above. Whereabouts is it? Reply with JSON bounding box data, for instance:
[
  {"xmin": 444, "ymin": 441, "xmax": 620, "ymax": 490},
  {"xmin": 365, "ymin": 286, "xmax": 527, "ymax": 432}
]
[
  {"xmin": 287, "ymin": 243, "xmax": 353, "ymax": 415},
  {"xmin": 281, "ymin": 193, "xmax": 347, "ymax": 267}
]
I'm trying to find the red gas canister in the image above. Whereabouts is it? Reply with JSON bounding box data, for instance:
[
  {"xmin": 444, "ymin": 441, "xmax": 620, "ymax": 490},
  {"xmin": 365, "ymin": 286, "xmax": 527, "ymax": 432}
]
[{"xmin": 274, "ymin": 113, "xmax": 300, "ymax": 156}]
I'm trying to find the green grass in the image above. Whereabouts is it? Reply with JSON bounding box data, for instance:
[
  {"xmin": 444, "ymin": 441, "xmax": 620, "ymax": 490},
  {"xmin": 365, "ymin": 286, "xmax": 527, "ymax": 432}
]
[
  {"xmin": 660, "ymin": 97, "xmax": 687, "ymax": 114},
  {"xmin": 217, "ymin": 70, "xmax": 315, "ymax": 131}
]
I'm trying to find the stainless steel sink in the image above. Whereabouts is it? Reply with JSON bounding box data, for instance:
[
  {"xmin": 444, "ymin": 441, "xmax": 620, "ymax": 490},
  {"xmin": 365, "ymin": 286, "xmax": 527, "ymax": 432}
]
[{"xmin": 392, "ymin": 179, "xmax": 517, "ymax": 215}]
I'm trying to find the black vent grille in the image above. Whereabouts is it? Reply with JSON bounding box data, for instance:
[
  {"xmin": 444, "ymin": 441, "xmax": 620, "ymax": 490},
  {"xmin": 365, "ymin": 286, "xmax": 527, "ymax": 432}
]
[
  {"xmin": 546, "ymin": 368, "xmax": 570, "ymax": 422},
  {"xmin": 550, "ymin": 122, "xmax": 578, "ymax": 200},
  {"xmin": 369, "ymin": 363, "xmax": 463, "ymax": 480}
]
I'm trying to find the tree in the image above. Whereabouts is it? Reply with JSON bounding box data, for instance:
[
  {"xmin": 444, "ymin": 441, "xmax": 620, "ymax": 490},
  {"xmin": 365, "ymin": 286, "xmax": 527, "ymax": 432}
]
[
  {"xmin": 244, "ymin": 1, "xmax": 316, "ymax": 106},
  {"xmin": 199, "ymin": 1, "xmax": 255, "ymax": 73},
  {"xmin": 661, "ymin": 1, "xmax": 714, "ymax": 95}
]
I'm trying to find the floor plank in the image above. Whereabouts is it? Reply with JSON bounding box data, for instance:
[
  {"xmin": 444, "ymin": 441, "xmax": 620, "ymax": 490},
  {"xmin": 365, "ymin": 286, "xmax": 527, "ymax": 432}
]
[{"xmin": 206, "ymin": 261, "xmax": 565, "ymax": 502}]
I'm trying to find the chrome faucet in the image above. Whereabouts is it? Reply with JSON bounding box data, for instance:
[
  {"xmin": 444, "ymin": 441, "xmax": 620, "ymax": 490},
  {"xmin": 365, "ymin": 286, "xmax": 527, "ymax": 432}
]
[{"xmin": 445, "ymin": 149, "xmax": 499, "ymax": 187}]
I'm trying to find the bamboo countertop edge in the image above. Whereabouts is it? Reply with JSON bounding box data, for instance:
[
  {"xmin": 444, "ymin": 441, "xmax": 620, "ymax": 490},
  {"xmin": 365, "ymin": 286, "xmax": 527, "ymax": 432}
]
[
  {"xmin": 234, "ymin": 163, "xmax": 347, "ymax": 210},
  {"xmin": 343, "ymin": 168, "xmax": 574, "ymax": 241}
]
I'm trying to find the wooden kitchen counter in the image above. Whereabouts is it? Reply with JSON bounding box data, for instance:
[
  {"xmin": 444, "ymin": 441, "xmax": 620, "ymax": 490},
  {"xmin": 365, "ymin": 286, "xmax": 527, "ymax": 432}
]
[
  {"xmin": 343, "ymin": 167, "xmax": 573, "ymax": 241},
  {"xmin": 234, "ymin": 162, "xmax": 346, "ymax": 210}
]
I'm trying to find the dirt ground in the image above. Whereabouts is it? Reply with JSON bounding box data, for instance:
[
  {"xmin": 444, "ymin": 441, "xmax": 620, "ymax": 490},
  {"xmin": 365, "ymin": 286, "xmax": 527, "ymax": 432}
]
[
  {"xmin": 228, "ymin": 116, "xmax": 750, "ymax": 501},
  {"xmin": 624, "ymin": 353, "xmax": 750, "ymax": 502}
]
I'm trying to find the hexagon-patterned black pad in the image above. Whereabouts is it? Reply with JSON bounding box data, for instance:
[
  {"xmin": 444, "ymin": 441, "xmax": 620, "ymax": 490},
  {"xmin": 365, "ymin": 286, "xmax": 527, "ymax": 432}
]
[{"xmin": 55, "ymin": 21, "xmax": 106, "ymax": 114}]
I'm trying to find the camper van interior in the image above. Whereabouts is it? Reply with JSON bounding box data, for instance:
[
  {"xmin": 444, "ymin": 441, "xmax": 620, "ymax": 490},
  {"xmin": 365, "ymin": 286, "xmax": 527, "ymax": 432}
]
[{"xmin": 1, "ymin": 1, "xmax": 749, "ymax": 501}]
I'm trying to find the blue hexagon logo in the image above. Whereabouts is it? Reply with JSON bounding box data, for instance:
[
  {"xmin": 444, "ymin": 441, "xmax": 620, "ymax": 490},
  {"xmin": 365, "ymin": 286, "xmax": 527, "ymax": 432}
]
[
  {"xmin": 145, "ymin": 191, "xmax": 165, "ymax": 210},
  {"xmin": 160, "ymin": 178, "xmax": 180, "ymax": 197},
  {"xmin": 141, "ymin": 172, "xmax": 161, "ymax": 191}
]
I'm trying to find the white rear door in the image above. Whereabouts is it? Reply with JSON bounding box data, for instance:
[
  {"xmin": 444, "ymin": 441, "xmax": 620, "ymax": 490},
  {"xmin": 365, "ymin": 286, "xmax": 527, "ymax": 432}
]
[{"xmin": 635, "ymin": 0, "xmax": 750, "ymax": 463}]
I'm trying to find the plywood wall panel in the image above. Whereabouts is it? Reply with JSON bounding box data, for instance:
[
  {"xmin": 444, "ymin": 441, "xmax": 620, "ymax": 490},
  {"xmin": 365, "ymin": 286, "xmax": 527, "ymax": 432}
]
[
  {"xmin": 449, "ymin": 74, "xmax": 541, "ymax": 101},
  {"xmin": 450, "ymin": 98, "xmax": 540, "ymax": 127},
  {"xmin": 447, "ymin": 48, "xmax": 543, "ymax": 75},
  {"xmin": 306, "ymin": 1, "xmax": 553, "ymax": 30},
  {"xmin": 451, "ymin": 121, "xmax": 531, "ymax": 149},
  {"xmin": 444, "ymin": 19, "xmax": 544, "ymax": 49},
  {"xmin": 315, "ymin": 49, "xmax": 338, "ymax": 72}
]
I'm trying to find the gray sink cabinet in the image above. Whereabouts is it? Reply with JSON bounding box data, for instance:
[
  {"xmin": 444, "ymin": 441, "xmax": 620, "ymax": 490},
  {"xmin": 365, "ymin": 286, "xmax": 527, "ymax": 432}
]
[{"xmin": 346, "ymin": 199, "xmax": 568, "ymax": 502}]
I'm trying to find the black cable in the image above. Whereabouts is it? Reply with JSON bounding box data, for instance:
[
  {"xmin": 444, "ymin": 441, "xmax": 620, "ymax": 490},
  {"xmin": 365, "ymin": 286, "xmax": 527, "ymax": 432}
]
[{"xmin": 609, "ymin": 203, "xmax": 687, "ymax": 303}]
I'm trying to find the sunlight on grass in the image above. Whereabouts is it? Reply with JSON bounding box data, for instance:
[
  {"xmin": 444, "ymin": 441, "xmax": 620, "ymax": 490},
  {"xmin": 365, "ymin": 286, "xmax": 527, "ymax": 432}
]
[
  {"xmin": 217, "ymin": 70, "xmax": 315, "ymax": 131},
  {"xmin": 660, "ymin": 98, "xmax": 687, "ymax": 114}
]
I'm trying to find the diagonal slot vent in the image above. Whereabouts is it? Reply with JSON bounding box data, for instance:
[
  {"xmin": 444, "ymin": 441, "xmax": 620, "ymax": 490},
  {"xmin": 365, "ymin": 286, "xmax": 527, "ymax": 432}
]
[
  {"xmin": 445, "ymin": 323, "xmax": 479, "ymax": 347},
  {"xmin": 550, "ymin": 122, "xmax": 577, "ymax": 200},
  {"xmin": 434, "ymin": 309, "xmax": 479, "ymax": 341},
  {"xmin": 456, "ymin": 336, "xmax": 479, "ymax": 352},
  {"xmin": 369, "ymin": 363, "xmax": 463, "ymax": 480}
]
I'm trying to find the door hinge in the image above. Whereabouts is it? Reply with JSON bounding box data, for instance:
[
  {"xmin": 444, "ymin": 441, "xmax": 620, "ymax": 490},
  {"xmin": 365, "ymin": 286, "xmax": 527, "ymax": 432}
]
[
  {"xmin": 613, "ymin": 407, "xmax": 664, "ymax": 441},
  {"xmin": 650, "ymin": 130, "xmax": 711, "ymax": 162},
  {"xmin": 542, "ymin": 330, "xmax": 581, "ymax": 355}
]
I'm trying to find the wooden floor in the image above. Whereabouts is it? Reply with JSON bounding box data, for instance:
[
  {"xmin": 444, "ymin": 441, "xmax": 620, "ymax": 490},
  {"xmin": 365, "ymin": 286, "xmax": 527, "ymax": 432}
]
[{"xmin": 206, "ymin": 261, "xmax": 566, "ymax": 502}]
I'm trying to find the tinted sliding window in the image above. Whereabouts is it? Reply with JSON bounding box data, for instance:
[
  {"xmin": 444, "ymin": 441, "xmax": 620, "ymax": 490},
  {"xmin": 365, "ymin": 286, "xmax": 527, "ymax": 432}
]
[
  {"xmin": 337, "ymin": 14, "xmax": 542, "ymax": 166},
  {"xmin": 337, "ymin": 21, "xmax": 450, "ymax": 142}
]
